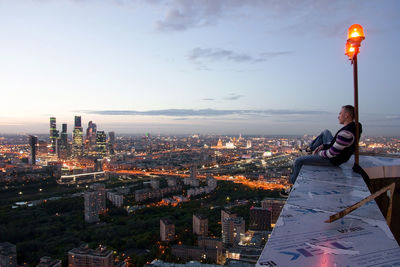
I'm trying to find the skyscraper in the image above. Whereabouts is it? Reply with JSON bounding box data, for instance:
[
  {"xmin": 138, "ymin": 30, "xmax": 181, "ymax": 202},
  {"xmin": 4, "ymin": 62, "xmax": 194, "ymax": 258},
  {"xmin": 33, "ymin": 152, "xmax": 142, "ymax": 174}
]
[
  {"xmin": 108, "ymin": 131, "xmax": 115, "ymax": 155},
  {"xmin": 222, "ymin": 217, "xmax": 245, "ymax": 246},
  {"xmin": 75, "ymin": 116, "xmax": 82, "ymax": 128},
  {"xmin": 72, "ymin": 116, "xmax": 83, "ymax": 158},
  {"xmin": 49, "ymin": 117, "xmax": 59, "ymax": 154},
  {"xmin": 96, "ymin": 131, "xmax": 107, "ymax": 157},
  {"xmin": 86, "ymin": 121, "xmax": 97, "ymax": 152},
  {"xmin": 58, "ymin": 123, "xmax": 69, "ymax": 159},
  {"xmin": 29, "ymin": 135, "xmax": 37, "ymax": 165}
]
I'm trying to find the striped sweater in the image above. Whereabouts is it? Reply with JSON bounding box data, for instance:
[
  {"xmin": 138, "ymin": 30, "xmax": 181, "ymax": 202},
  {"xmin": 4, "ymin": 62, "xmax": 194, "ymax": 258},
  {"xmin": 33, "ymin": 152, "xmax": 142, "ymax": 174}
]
[{"xmin": 318, "ymin": 122, "xmax": 362, "ymax": 165}]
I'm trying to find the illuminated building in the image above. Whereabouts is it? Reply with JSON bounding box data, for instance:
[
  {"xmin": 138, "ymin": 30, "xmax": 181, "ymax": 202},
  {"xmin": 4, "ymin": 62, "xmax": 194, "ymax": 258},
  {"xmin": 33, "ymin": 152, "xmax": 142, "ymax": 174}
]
[
  {"xmin": 261, "ymin": 198, "xmax": 285, "ymax": 225},
  {"xmin": 94, "ymin": 158, "xmax": 103, "ymax": 172},
  {"xmin": 190, "ymin": 165, "xmax": 197, "ymax": 180},
  {"xmin": 108, "ymin": 131, "xmax": 115, "ymax": 155},
  {"xmin": 0, "ymin": 242, "xmax": 17, "ymax": 267},
  {"xmin": 249, "ymin": 207, "xmax": 271, "ymax": 231},
  {"xmin": 160, "ymin": 218, "xmax": 175, "ymax": 242},
  {"xmin": 222, "ymin": 217, "xmax": 245, "ymax": 246},
  {"xmin": 207, "ymin": 175, "xmax": 217, "ymax": 189},
  {"xmin": 217, "ymin": 139, "xmax": 223, "ymax": 148},
  {"xmin": 72, "ymin": 116, "xmax": 83, "ymax": 157},
  {"xmin": 86, "ymin": 121, "xmax": 97, "ymax": 152},
  {"xmin": 49, "ymin": 117, "xmax": 59, "ymax": 154},
  {"xmin": 84, "ymin": 183, "xmax": 106, "ymax": 223},
  {"xmin": 197, "ymin": 236, "xmax": 223, "ymax": 250},
  {"xmin": 225, "ymin": 141, "xmax": 236, "ymax": 149},
  {"xmin": 68, "ymin": 244, "xmax": 113, "ymax": 267},
  {"xmin": 59, "ymin": 123, "xmax": 69, "ymax": 159},
  {"xmin": 221, "ymin": 209, "xmax": 236, "ymax": 225},
  {"xmin": 193, "ymin": 214, "xmax": 208, "ymax": 236},
  {"xmin": 171, "ymin": 245, "xmax": 218, "ymax": 262},
  {"xmin": 106, "ymin": 192, "xmax": 123, "ymax": 207},
  {"xmin": 37, "ymin": 256, "xmax": 61, "ymax": 267},
  {"xmin": 96, "ymin": 131, "xmax": 107, "ymax": 157},
  {"xmin": 246, "ymin": 140, "xmax": 252, "ymax": 149},
  {"xmin": 29, "ymin": 135, "xmax": 37, "ymax": 165},
  {"xmin": 184, "ymin": 165, "xmax": 199, "ymax": 187}
]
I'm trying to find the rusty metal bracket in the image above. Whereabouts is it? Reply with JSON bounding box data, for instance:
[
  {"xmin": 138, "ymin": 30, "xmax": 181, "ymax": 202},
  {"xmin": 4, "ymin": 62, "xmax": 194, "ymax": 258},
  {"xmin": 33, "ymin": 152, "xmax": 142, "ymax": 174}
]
[{"xmin": 325, "ymin": 182, "xmax": 396, "ymax": 224}]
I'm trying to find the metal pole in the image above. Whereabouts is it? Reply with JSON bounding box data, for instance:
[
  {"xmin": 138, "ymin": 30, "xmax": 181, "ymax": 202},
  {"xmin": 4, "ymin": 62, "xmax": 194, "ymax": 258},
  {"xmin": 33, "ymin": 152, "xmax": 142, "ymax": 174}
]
[{"xmin": 353, "ymin": 51, "xmax": 360, "ymax": 165}]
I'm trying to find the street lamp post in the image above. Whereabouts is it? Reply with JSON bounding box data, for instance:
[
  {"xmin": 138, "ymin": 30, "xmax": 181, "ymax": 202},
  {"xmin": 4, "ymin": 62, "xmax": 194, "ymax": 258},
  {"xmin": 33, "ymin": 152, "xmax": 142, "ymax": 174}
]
[{"xmin": 345, "ymin": 24, "xmax": 365, "ymax": 166}]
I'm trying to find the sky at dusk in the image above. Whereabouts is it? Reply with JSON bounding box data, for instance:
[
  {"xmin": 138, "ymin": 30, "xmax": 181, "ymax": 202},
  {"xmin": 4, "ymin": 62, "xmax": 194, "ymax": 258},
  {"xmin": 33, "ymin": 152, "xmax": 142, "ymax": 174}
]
[{"xmin": 1, "ymin": 0, "xmax": 399, "ymax": 136}]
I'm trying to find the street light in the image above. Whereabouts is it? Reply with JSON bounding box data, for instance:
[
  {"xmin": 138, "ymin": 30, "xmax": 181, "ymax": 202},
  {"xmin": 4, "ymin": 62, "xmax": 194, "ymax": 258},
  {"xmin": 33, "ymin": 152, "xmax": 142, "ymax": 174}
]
[{"xmin": 345, "ymin": 24, "xmax": 365, "ymax": 166}]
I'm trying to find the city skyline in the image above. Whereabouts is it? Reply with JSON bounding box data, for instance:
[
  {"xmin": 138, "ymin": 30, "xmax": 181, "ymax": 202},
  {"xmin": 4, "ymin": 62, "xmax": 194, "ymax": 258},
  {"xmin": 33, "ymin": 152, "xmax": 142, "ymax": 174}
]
[{"xmin": 1, "ymin": 0, "xmax": 400, "ymax": 136}]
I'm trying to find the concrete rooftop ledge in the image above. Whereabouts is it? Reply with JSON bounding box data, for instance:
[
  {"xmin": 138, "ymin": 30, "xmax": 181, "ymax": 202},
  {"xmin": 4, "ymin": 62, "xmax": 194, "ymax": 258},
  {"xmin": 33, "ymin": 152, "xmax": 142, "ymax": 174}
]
[{"xmin": 257, "ymin": 156, "xmax": 400, "ymax": 267}]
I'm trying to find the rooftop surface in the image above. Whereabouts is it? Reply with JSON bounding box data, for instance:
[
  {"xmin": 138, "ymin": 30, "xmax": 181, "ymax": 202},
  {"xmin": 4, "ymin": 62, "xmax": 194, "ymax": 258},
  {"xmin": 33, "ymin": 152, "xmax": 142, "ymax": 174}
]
[{"xmin": 256, "ymin": 156, "xmax": 400, "ymax": 267}]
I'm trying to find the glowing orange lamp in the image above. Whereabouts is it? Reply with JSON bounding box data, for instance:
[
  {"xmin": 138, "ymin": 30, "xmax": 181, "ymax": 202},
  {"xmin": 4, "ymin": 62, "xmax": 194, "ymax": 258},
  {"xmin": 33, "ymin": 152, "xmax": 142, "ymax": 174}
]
[
  {"xmin": 345, "ymin": 42, "xmax": 356, "ymax": 60},
  {"xmin": 345, "ymin": 24, "xmax": 365, "ymax": 60},
  {"xmin": 347, "ymin": 24, "xmax": 365, "ymax": 43}
]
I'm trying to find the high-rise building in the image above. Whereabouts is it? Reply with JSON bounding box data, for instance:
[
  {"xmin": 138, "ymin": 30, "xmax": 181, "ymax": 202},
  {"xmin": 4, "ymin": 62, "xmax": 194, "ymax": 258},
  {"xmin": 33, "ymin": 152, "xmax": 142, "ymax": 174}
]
[
  {"xmin": 86, "ymin": 121, "xmax": 97, "ymax": 152},
  {"xmin": 261, "ymin": 198, "xmax": 285, "ymax": 225},
  {"xmin": 84, "ymin": 183, "xmax": 106, "ymax": 223},
  {"xmin": 0, "ymin": 242, "xmax": 17, "ymax": 267},
  {"xmin": 106, "ymin": 192, "xmax": 123, "ymax": 207},
  {"xmin": 94, "ymin": 158, "xmax": 103, "ymax": 172},
  {"xmin": 193, "ymin": 214, "xmax": 208, "ymax": 236},
  {"xmin": 222, "ymin": 217, "xmax": 245, "ymax": 246},
  {"xmin": 68, "ymin": 244, "xmax": 113, "ymax": 267},
  {"xmin": 59, "ymin": 123, "xmax": 69, "ymax": 159},
  {"xmin": 37, "ymin": 256, "xmax": 61, "ymax": 267},
  {"xmin": 184, "ymin": 165, "xmax": 199, "ymax": 187},
  {"xmin": 75, "ymin": 116, "xmax": 82, "ymax": 128},
  {"xmin": 221, "ymin": 209, "xmax": 236, "ymax": 225},
  {"xmin": 207, "ymin": 175, "xmax": 217, "ymax": 189},
  {"xmin": 96, "ymin": 131, "xmax": 107, "ymax": 157},
  {"xmin": 29, "ymin": 135, "xmax": 37, "ymax": 165},
  {"xmin": 160, "ymin": 218, "xmax": 175, "ymax": 242},
  {"xmin": 72, "ymin": 116, "xmax": 83, "ymax": 157},
  {"xmin": 108, "ymin": 131, "xmax": 115, "ymax": 155},
  {"xmin": 249, "ymin": 207, "xmax": 271, "ymax": 231},
  {"xmin": 190, "ymin": 165, "xmax": 197, "ymax": 180},
  {"xmin": 49, "ymin": 117, "xmax": 59, "ymax": 154}
]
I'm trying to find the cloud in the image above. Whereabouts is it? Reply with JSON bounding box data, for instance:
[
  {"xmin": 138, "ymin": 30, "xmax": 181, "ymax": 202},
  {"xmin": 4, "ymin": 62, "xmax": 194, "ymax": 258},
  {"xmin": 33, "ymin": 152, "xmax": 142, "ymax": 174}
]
[
  {"xmin": 82, "ymin": 108, "xmax": 328, "ymax": 117},
  {"xmin": 384, "ymin": 115, "xmax": 400, "ymax": 121},
  {"xmin": 154, "ymin": 0, "xmax": 299, "ymax": 32},
  {"xmin": 201, "ymin": 94, "xmax": 243, "ymax": 101},
  {"xmin": 223, "ymin": 94, "xmax": 244, "ymax": 100},
  {"xmin": 153, "ymin": 0, "xmax": 356, "ymax": 34},
  {"xmin": 188, "ymin": 48, "xmax": 293, "ymax": 65},
  {"xmin": 189, "ymin": 48, "xmax": 252, "ymax": 63}
]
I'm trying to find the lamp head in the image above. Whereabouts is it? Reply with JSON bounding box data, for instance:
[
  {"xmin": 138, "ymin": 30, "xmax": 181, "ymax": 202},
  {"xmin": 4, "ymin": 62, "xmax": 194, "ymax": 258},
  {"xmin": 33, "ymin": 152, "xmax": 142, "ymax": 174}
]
[
  {"xmin": 345, "ymin": 24, "xmax": 365, "ymax": 60},
  {"xmin": 347, "ymin": 24, "xmax": 365, "ymax": 46}
]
